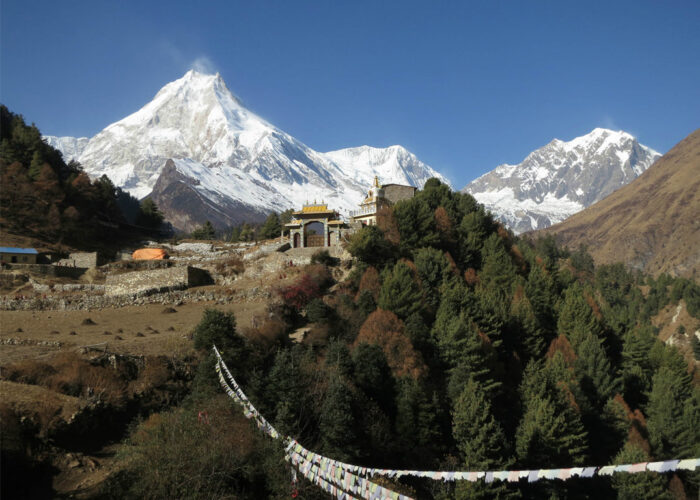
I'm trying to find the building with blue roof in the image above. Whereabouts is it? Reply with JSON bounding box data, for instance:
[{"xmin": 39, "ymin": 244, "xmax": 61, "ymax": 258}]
[{"xmin": 0, "ymin": 247, "xmax": 39, "ymax": 264}]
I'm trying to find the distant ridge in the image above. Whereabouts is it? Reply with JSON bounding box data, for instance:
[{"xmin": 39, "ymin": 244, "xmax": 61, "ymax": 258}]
[
  {"xmin": 462, "ymin": 128, "xmax": 660, "ymax": 234},
  {"xmin": 539, "ymin": 129, "xmax": 700, "ymax": 278}
]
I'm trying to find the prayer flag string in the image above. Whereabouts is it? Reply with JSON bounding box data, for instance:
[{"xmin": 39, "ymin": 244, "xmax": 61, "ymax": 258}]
[{"xmin": 212, "ymin": 345, "xmax": 699, "ymax": 498}]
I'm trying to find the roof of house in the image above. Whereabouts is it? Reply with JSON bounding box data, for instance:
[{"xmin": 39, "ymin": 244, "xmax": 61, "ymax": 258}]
[
  {"xmin": 293, "ymin": 204, "xmax": 336, "ymax": 215},
  {"xmin": 0, "ymin": 247, "xmax": 38, "ymax": 254}
]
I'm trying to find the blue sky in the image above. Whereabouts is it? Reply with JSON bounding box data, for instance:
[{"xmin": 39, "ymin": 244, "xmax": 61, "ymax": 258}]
[{"xmin": 2, "ymin": 1, "xmax": 698, "ymax": 187}]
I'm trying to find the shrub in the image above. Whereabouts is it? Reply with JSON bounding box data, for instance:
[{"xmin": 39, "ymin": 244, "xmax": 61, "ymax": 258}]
[
  {"xmin": 101, "ymin": 395, "xmax": 286, "ymax": 499},
  {"xmin": 279, "ymin": 274, "xmax": 322, "ymax": 311},
  {"xmin": 214, "ymin": 256, "xmax": 245, "ymax": 277},
  {"xmin": 306, "ymin": 298, "xmax": 332, "ymax": 323},
  {"xmin": 311, "ymin": 250, "xmax": 338, "ymax": 266},
  {"xmin": 192, "ymin": 308, "xmax": 240, "ymax": 352}
]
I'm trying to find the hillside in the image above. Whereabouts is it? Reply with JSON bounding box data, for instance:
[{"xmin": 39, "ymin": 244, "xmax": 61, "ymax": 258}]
[
  {"xmin": 0, "ymin": 105, "xmax": 165, "ymax": 252},
  {"xmin": 540, "ymin": 129, "xmax": 700, "ymax": 278}
]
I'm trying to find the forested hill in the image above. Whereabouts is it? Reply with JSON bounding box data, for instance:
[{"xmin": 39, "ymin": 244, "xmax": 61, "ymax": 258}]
[
  {"xmin": 109, "ymin": 178, "xmax": 700, "ymax": 499},
  {"xmin": 0, "ymin": 105, "xmax": 166, "ymax": 251}
]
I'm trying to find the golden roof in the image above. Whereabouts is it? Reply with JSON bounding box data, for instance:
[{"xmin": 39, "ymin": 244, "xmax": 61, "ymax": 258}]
[{"xmin": 293, "ymin": 204, "xmax": 335, "ymax": 215}]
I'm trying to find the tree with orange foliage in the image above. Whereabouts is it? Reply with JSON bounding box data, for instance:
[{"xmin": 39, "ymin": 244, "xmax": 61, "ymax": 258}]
[
  {"xmin": 355, "ymin": 309, "xmax": 426, "ymax": 379},
  {"xmin": 376, "ymin": 205, "xmax": 400, "ymax": 246},
  {"xmin": 356, "ymin": 266, "xmax": 381, "ymax": 301}
]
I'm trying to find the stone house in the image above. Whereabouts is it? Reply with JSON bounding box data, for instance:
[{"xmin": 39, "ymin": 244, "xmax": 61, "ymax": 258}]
[{"xmin": 0, "ymin": 247, "xmax": 38, "ymax": 265}]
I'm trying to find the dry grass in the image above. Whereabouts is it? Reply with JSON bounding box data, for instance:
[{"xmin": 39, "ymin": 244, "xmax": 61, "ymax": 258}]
[
  {"xmin": 214, "ymin": 256, "xmax": 245, "ymax": 277},
  {"xmin": 3, "ymin": 351, "xmax": 128, "ymax": 407}
]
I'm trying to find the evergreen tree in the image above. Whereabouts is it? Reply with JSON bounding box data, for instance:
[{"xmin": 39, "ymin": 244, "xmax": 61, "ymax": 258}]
[
  {"xmin": 456, "ymin": 211, "xmax": 489, "ymax": 270},
  {"xmin": 352, "ymin": 343, "xmax": 395, "ymax": 415},
  {"xmin": 413, "ymin": 247, "xmax": 452, "ymax": 313},
  {"xmin": 393, "ymin": 197, "xmax": 440, "ymax": 253},
  {"xmin": 620, "ymin": 326, "xmax": 657, "ymax": 409},
  {"xmin": 319, "ymin": 376, "xmax": 358, "ymax": 462},
  {"xmin": 191, "ymin": 220, "xmax": 216, "ymax": 239},
  {"xmin": 137, "ymin": 198, "xmax": 164, "ymax": 228},
  {"xmin": 524, "ymin": 262, "xmax": 558, "ymax": 335},
  {"xmin": 479, "ymin": 233, "xmax": 517, "ymax": 293},
  {"xmin": 395, "ymin": 378, "xmax": 442, "ymax": 466},
  {"xmin": 646, "ymin": 348, "xmax": 693, "ymax": 458},
  {"xmin": 259, "ymin": 212, "xmax": 281, "ymax": 239},
  {"xmin": 557, "ymin": 282, "xmax": 604, "ymax": 348},
  {"xmin": 377, "ymin": 260, "xmax": 424, "ymax": 320},
  {"xmin": 28, "ymin": 150, "xmax": 44, "ymax": 180},
  {"xmin": 611, "ymin": 442, "xmax": 670, "ymax": 500},
  {"xmin": 453, "ymin": 378, "xmax": 511, "ymax": 500},
  {"xmin": 510, "ymin": 292, "xmax": 547, "ymax": 360},
  {"xmin": 347, "ymin": 225, "xmax": 395, "ymax": 266},
  {"xmin": 440, "ymin": 313, "xmax": 500, "ymax": 402},
  {"xmin": 516, "ymin": 358, "xmax": 588, "ymax": 467},
  {"xmin": 574, "ymin": 331, "xmax": 620, "ymax": 408}
]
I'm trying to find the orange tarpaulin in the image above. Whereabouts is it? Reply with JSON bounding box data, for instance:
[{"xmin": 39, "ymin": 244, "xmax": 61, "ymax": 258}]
[{"xmin": 132, "ymin": 248, "xmax": 168, "ymax": 260}]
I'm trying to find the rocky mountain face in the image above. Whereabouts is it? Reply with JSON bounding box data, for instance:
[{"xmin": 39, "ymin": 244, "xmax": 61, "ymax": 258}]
[
  {"xmin": 45, "ymin": 70, "xmax": 448, "ymax": 231},
  {"xmin": 540, "ymin": 129, "xmax": 700, "ymax": 278},
  {"xmin": 462, "ymin": 128, "xmax": 661, "ymax": 233}
]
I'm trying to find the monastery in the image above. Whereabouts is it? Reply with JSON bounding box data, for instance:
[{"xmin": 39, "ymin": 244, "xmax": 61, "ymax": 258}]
[{"xmin": 285, "ymin": 177, "xmax": 417, "ymax": 249}]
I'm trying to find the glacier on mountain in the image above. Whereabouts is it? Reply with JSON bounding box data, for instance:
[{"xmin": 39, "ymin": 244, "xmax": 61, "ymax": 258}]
[{"xmin": 44, "ymin": 70, "xmax": 448, "ymax": 231}]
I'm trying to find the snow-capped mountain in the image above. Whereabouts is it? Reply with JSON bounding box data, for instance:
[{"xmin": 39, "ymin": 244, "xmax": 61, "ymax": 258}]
[
  {"xmin": 43, "ymin": 136, "xmax": 89, "ymax": 163},
  {"xmin": 45, "ymin": 70, "xmax": 448, "ymax": 231},
  {"xmin": 462, "ymin": 128, "xmax": 661, "ymax": 233}
]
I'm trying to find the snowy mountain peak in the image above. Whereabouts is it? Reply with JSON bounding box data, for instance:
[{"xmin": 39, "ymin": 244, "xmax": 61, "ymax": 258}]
[
  {"xmin": 463, "ymin": 128, "xmax": 661, "ymax": 234},
  {"xmin": 45, "ymin": 71, "xmax": 448, "ymax": 231}
]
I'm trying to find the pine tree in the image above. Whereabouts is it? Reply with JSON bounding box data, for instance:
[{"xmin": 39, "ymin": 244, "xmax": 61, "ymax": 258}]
[
  {"xmin": 377, "ymin": 260, "xmax": 423, "ymax": 320},
  {"xmin": 395, "ymin": 378, "xmax": 442, "ymax": 466},
  {"xmin": 393, "ymin": 197, "xmax": 440, "ymax": 253},
  {"xmin": 557, "ymin": 282, "xmax": 603, "ymax": 348},
  {"xmin": 137, "ymin": 198, "xmax": 164, "ymax": 228},
  {"xmin": 413, "ymin": 247, "xmax": 451, "ymax": 313},
  {"xmin": 611, "ymin": 442, "xmax": 670, "ymax": 500},
  {"xmin": 453, "ymin": 378, "xmax": 512, "ymax": 500},
  {"xmin": 191, "ymin": 220, "xmax": 216, "ymax": 239},
  {"xmin": 319, "ymin": 376, "xmax": 358, "ymax": 462},
  {"xmin": 28, "ymin": 150, "xmax": 44, "ymax": 180},
  {"xmin": 453, "ymin": 377, "xmax": 508, "ymax": 468},
  {"xmin": 516, "ymin": 358, "xmax": 588, "ymax": 467},
  {"xmin": 524, "ymin": 262, "xmax": 558, "ymax": 335},
  {"xmin": 574, "ymin": 331, "xmax": 620, "ymax": 408},
  {"xmin": 347, "ymin": 225, "xmax": 395, "ymax": 266},
  {"xmin": 480, "ymin": 233, "xmax": 517, "ymax": 293},
  {"xmin": 646, "ymin": 348, "xmax": 693, "ymax": 458},
  {"xmin": 440, "ymin": 313, "xmax": 500, "ymax": 401},
  {"xmin": 352, "ymin": 343, "xmax": 395, "ymax": 414},
  {"xmin": 620, "ymin": 326, "xmax": 657, "ymax": 409},
  {"xmin": 259, "ymin": 212, "xmax": 281, "ymax": 239}
]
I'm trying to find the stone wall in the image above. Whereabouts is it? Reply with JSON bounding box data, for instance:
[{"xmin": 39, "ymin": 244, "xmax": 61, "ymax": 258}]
[
  {"xmin": 5, "ymin": 263, "xmax": 87, "ymax": 279},
  {"xmin": 382, "ymin": 184, "xmax": 417, "ymax": 205},
  {"xmin": 105, "ymin": 266, "xmax": 212, "ymax": 297}
]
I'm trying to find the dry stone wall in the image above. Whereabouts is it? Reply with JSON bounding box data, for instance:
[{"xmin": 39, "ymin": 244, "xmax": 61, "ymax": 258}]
[{"xmin": 105, "ymin": 266, "xmax": 212, "ymax": 297}]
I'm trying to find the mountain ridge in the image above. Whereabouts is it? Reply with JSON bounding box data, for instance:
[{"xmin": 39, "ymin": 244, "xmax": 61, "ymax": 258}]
[
  {"xmin": 538, "ymin": 128, "xmax": 700, "ymax": 278},
  {"xmin": 462, "ymin": 128, "xmax": 661, "ymax": 233},
  {"xmin": 45, "ymin": 70, "xmax": 449, "ymax": 231}
]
